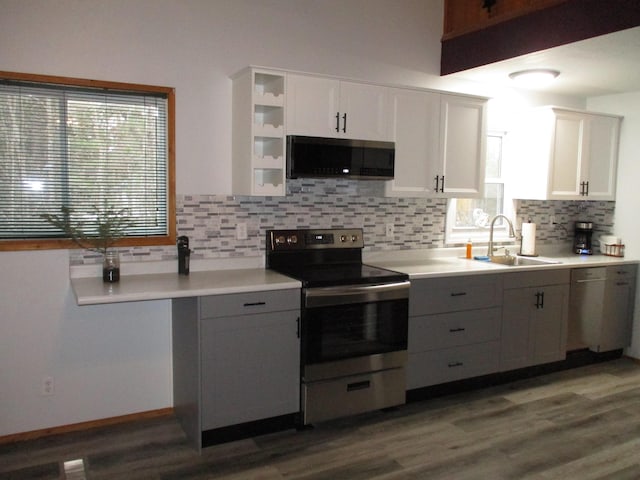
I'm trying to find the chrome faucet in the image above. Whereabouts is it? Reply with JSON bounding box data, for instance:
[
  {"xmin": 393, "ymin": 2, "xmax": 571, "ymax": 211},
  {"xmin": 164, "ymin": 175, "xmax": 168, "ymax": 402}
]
[{"xmin": 487, "ymin": 214, "xmax": 517, "ymax": 257}]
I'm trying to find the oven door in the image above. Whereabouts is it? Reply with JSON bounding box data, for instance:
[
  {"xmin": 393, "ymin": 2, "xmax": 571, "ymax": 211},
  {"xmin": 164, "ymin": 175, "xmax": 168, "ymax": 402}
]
[{"xmin": 302, "ymin": 281, "xmax": 409, "ymax": 366}]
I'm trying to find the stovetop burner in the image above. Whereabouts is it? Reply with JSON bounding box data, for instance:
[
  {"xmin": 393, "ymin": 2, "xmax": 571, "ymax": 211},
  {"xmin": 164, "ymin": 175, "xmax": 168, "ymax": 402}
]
[{"xmin": 266, "ymin": 228, "xmax": 408, "ymax": 288}]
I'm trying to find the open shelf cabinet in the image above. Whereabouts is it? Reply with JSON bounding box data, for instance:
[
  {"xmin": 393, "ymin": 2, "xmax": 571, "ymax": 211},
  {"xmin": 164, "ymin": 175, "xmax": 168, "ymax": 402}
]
[{"xmin": 232, "ymin": 68, "xmax": 286, "ymax": 196}]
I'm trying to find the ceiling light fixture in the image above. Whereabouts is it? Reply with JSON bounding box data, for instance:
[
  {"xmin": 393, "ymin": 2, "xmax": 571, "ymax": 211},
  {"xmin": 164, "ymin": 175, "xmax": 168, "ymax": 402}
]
[{"xmin": 508, "ymin": 69, "xmax": 560, "ymax": 88}]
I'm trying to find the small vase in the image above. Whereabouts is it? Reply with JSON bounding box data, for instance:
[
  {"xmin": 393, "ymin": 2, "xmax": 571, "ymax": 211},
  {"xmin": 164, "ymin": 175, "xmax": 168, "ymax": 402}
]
[{"xmin": 103, "ymin": 251, "xmax": 120, "ymax": 283}]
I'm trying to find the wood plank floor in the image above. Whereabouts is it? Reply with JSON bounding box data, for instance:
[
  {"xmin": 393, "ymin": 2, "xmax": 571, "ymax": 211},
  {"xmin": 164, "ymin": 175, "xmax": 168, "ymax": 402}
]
[{"xmin": 2, "ymin": 357, "xmax": 640, "ymax": 480}]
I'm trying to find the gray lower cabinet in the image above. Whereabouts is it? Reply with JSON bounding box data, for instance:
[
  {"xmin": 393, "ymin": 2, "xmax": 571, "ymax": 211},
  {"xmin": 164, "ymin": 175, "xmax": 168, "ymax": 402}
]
[
  {"xmin": 408, "ymin": 274, "xmax": 503, "ymax": 389},
  {"xmin": 600, "ymin": 264, "xmax": 637, "ymax": 352},
  {"xmin": 172, "ymin": 288, "xmax": 300, "ymax": 450},
  {"xmin": 500, "ymin": 269, "xmax": 570, "ymax": 371}
]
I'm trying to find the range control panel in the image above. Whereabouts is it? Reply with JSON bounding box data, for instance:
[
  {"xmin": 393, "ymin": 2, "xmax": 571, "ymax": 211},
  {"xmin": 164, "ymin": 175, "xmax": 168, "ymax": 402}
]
[{"xmin": 267, "ymin": 228, "xmax": 364, "ymax": 250}]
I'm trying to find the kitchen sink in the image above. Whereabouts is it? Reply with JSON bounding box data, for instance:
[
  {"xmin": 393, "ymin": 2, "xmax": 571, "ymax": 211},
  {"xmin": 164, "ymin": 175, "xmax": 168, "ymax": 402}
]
[{"xmin": 488, "ymin": 255, "xmax": 561, "ymax": 267}]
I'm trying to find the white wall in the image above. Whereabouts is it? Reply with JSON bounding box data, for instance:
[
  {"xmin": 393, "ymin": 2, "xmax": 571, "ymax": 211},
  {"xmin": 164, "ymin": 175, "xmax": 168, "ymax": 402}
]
[
  {"xmin": 0, "ymin": 0, "xmax": 591, "ymax": 436},
  {"xmin": 588, "ymin": 93, "xmax": 640, "ymax": 358}
]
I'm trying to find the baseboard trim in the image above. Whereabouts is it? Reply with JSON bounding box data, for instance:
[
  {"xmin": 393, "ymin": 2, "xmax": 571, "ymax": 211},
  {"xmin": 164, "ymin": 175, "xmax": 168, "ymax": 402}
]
[
  {"xmin": 0, "ymin": 407, "xmax": 174, "ymax": 445},
  {"xmin": 624, "ymin": 354, "xmax": 640, "ymax": 365}
]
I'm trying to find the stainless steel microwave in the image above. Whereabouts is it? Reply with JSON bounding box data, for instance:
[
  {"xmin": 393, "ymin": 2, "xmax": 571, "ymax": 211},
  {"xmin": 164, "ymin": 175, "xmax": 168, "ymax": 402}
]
[{"xmin": 286, "ymin": 135, "xmax": 395, "ymax": 180}]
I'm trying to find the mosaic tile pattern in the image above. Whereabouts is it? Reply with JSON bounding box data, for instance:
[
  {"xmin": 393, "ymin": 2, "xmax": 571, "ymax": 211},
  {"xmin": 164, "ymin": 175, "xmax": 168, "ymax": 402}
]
[
  {"xmin": 517, "ymin": 199, "xmax": 616, "ymax": 245},
  {"xmin": 70, "ymin": 179, "xmax": 617, "ymax": 264}
]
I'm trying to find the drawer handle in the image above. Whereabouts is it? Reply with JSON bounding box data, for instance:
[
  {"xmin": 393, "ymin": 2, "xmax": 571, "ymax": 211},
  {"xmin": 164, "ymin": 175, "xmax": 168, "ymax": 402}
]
[
  {"xmin": 449, "ymin": 327, "xmax": 466, "ymax": 333},
  {"xmin": 347, "ymin": 380, "xmax": 370, "ymax": 392},
  {"xmin": 448, "ymin": 361, "xmax": 464, "ymax": 368},
  {"xmin": 450, "ymin": 292, "xmax": 467, "ymax": 297},
  {"xmin": 243, "ymin": 301, "xmax": 266, "ymax": 307},
  {"xmin": 616, "ymin": 282, "xmax": 630, "ymax": 286}
]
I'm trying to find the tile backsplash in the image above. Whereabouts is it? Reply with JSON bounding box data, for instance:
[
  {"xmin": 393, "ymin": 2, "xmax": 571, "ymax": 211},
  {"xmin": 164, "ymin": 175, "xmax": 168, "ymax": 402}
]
[{"xmin": 70, "ymin": 179, "xmax": 617, "ymax": 264}]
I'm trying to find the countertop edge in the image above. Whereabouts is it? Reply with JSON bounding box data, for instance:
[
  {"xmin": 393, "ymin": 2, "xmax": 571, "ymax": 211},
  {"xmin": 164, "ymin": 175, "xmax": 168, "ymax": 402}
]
[
  {"xmin": 71, "ymin": 269, "xmax": 302, "ymax": 306},
  {"xmin": 71, "ymin": 254, "xmax": 639, "ymax": 306}
]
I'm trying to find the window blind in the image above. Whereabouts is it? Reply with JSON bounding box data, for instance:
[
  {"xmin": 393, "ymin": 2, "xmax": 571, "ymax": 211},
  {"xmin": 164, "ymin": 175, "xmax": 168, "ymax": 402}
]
[{"xmin": 0, "ymin": 79, "xmax": 169, "ymax": 240}]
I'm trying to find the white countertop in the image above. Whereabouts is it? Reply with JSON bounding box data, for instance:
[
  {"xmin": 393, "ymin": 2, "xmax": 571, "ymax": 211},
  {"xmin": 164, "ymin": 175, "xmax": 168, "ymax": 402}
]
[
  {"xmin": 71, "ymin": 268, "xmax": 301, "ymax": 306},
  {"xmin": 71, "ymin": 246, "xmax": 638, "ymax": 306},
  {"xmin": 366, "ymin": 250, "xmax": 639, "ymax": 279}
]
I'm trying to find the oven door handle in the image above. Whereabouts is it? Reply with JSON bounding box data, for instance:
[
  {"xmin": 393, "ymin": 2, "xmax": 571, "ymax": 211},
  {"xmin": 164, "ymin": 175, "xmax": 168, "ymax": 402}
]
[{"xmin": 305, "ymin": 281, "xmax": 410, "ymax": 308}]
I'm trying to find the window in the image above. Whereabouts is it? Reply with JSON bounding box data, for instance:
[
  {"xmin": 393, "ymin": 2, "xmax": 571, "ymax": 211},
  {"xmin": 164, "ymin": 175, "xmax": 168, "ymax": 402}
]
[
  {"xmin": 445, "ymin": 132, "xmax": 514, "ymax": 245},
  {"xmin": 0, "ymin": 72, "xmax": 175, "ymax": 251}
]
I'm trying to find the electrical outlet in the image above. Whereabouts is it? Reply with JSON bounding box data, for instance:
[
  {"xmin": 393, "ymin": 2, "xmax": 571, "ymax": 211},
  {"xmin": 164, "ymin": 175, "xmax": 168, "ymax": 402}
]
[
  {"xmin": 42, "ymin": 376, "xmax": 54, "ymax": 396},
  {"xmin": 385, "ymin": 223, "xmax": 394, "ymax": 238},
  {"xmin": 236, "ymin": 223, "xmax": 247, "ymax": 240}
]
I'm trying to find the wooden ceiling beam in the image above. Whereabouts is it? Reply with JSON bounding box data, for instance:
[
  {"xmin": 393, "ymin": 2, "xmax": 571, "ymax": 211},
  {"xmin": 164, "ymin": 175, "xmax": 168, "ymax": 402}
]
[{"xmin": 441, "ymin": 0, "xmax": 640, "ymax": 76}]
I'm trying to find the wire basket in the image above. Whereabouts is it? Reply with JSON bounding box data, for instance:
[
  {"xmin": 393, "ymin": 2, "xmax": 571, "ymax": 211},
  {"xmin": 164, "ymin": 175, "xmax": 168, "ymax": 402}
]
[{"xmin": 602, "ymin": 243, "xmax": 625, "ymax": 257}]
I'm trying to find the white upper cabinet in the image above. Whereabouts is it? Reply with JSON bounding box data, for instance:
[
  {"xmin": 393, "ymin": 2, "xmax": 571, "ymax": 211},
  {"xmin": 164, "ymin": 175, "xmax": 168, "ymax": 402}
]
[
  {"xmin": 509, "ymin": 107, "xmax": 621, "ymax": 201},
  {"xmin": 385, "ymin": 91, "xmax": 487, "ymax": 198},
  {"xmin": 385, "ymin": 88, "xmax": 440, "ymax": 196},
  {"xmin": 438, "ymin": 94, "xmax": 487, "ymax": 198},
  {"xmin": 286, "ymin": 73, "xmax": 392, "ymax": 141}
]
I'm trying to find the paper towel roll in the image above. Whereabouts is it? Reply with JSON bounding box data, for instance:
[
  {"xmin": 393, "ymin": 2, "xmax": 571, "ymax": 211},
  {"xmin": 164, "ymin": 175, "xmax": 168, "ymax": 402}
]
[{"xmin": 520, "ymin": 222, "xmax": 537, "ymax": 256}]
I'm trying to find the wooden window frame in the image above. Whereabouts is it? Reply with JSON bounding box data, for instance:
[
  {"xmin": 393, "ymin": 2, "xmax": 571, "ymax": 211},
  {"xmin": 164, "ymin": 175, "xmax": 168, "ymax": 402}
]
[{"xmin": 0, "ymin": 71, "xmax": 176, "ymax": 252}]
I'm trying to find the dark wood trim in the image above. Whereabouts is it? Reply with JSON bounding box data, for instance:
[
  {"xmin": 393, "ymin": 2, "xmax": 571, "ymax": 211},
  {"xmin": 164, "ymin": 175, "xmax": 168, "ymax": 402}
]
[
  {"xmin": 441, "ymin": 0, "xmax": 640, "ymax": 75},
  {"xmin": 443, "ymin": 0, "xmax": 567, "ymax": 40},
  {"xmin": 0, "ymin": 407, "xmax": 174, "ymax": 445}
]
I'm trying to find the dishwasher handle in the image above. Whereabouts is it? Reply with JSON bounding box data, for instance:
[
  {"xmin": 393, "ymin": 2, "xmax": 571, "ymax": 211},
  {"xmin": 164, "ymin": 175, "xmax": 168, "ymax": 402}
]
[{"xmin": 575, "ymin": 277, "xmax": 607, "ymax": 283}]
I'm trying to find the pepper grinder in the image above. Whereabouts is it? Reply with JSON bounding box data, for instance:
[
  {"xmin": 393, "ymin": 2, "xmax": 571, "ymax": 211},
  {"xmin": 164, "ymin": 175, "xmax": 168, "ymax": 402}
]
[{"xmin": 177, "ymin": 235, "xmax": 190, "ymax": 275}]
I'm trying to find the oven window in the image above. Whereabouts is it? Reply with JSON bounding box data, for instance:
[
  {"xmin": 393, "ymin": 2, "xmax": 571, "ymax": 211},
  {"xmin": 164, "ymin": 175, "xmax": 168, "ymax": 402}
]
[{"xmin": 303, "ymin": 299, "xmax": 408, "ymax": 364}]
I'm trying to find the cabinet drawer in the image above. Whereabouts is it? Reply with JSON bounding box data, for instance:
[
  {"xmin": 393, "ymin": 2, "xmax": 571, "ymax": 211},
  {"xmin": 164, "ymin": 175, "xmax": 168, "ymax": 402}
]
[
  {"xmin": 408, "ymin": 341, "xmax": 500, "ymax": 389},
  {"xmin": 303, "ymin": 367, "xmax": 405, "ymax": 424},
  {"xmin": 503, "ymin": 269, "xmax": 570, "ymax": 289},
  {"xmin": 409, "ymin": 307, "xmax": 501, "ymax": 353},
  {"xmin": 409, "ymin": 275, "xmax": 502, "ymax": 315},
  {"xmin": 572, "ymin": 267, "xmax": 607, "ymax": 282},
  {"xmin": 607, "ymin": 264, "xmax": 637, "ymax": 279},
  {"xmin": 200, "ymin": 288, "xmax": 300, "ymax": 319}
]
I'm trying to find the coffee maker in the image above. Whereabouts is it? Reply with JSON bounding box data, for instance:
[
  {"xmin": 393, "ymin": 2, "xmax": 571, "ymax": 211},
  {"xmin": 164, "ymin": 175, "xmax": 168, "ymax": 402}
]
[{"xmin": 574, "ymin": 221, "xmax": 593, "ymax": 255}]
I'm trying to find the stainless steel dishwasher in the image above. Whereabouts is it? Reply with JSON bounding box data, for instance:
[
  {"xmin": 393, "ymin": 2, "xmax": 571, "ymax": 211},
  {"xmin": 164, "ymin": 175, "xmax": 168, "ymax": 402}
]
[{"xmin": 568, "ymin": 267, "xmax": 607, "ymax": 351}]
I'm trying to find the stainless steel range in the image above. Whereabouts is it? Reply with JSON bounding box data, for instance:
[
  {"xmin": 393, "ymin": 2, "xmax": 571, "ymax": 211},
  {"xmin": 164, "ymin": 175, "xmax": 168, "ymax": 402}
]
[{"xmin": 266, "ymin": 228, "xmax": 410, "ymax": 425}]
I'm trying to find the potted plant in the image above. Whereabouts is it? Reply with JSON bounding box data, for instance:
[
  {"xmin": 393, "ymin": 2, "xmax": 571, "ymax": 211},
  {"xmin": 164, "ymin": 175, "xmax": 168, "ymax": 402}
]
[{"xmin": 41, "ymin": 204, "xmax": 132, "ymax": 282}]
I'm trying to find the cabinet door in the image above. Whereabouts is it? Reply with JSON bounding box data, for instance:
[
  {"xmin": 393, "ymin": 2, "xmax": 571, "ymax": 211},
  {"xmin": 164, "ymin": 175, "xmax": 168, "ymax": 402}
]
[
  {"xmin": 500, "ymin": 287, "xmax": 533, "ymax": 371},
  {"xmin": 439, "ymin": 95, "xmax": 487, "ymax": 198},
  {"xmin": 286, "ymin": 74, "xmax": 340, "ymax": 138},
  {"xmin": 582, "ymin": 114, "xmax": 620, "ymax": 200},
  {"xmin": 501, "ymin": 284, "xmax": 569, "ymax": 371},
  {"xmin": 548, "ymin": 111, "xmax": 584, "ymax": 199},
  {"xmin": 385, "ymin": 88, "xmax": 440, "ymax": 197},
  {"xmin": 600, "ymin": 265, "xmax": 637, "ymax": 351},
  {"xmin": 338, "ymin": 81, "xmax": 391, "ymax": 141},
  {"xmin": 201, "ymin": 310, "xmax": 300, "ymax": 430},
  {"xmin": 531, "ymin": 284, "xmax": 569, "ymax": 365}
]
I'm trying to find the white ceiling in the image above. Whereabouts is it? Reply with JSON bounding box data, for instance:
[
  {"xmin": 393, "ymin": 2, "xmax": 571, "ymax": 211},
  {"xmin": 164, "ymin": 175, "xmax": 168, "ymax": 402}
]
[{"xmin": 445, "ymin": 26, "xmax": 640, "ymax": 98}]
